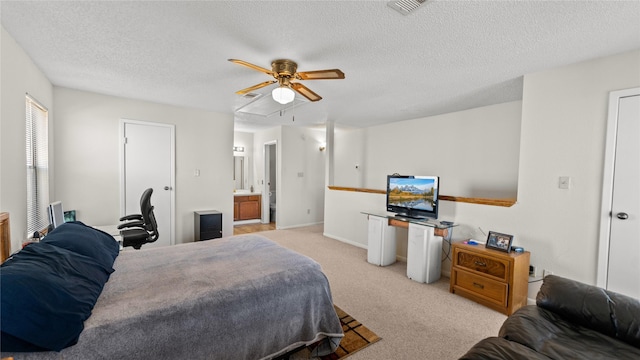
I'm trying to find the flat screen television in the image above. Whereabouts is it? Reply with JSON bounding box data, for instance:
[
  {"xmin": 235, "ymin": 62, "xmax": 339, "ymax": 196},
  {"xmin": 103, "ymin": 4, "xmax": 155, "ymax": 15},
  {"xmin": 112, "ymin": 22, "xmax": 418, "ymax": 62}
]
[
  {"xmin": 386, "ymin": 174, "xmax": 439, "ymax": 220},
  {"xmin": 48, "ymin": 201, "xmax": 65, "ymax": 229}
]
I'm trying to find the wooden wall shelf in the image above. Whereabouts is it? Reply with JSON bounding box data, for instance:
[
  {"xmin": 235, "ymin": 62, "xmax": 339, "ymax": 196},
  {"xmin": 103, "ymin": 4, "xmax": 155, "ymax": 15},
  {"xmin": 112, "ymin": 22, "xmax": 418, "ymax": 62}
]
[{"xmin": 327, "ymin": 186, "xmax": 516, "ymax": 207}]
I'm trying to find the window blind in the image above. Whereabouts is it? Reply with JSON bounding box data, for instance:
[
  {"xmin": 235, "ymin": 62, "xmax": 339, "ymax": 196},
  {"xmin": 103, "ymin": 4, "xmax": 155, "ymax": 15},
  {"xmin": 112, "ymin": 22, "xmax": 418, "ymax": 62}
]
[{"xmin": 26, "ymin": 95, "xmax": 50, "ymax": 235}]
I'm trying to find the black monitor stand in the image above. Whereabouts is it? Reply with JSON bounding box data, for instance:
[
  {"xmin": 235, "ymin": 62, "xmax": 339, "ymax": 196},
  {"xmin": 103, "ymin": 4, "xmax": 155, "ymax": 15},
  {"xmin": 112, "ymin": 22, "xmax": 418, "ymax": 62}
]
[{"xmin": 394, "ymin": 213, "xmax": 425, "ymax": 221}]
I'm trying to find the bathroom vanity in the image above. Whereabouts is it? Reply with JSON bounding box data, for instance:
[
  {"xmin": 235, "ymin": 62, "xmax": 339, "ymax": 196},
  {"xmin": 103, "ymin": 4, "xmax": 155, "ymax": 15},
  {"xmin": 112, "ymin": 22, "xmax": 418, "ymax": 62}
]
[{"xmin": 234, "ymin": 193, "xmax": 261, "ymax": 221}]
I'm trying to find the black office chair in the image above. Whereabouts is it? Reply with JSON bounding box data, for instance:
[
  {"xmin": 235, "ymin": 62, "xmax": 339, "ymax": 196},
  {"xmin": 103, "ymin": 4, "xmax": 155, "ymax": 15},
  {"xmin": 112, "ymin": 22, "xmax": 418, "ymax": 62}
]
[{"xmin": 118, "ymin": 188, "xmax": 159, "ymax": 249}]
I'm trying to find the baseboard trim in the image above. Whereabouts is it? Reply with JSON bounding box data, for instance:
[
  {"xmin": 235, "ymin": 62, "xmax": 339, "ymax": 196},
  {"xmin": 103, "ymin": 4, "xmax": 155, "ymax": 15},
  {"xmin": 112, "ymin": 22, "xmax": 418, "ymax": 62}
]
[
  {"xmin": 277, "ymin": 221, "xmax": 324, "ymax": 230},
  {"xmin": 323, "ymin": 232, "xmax": 367, "ymax": 249}
]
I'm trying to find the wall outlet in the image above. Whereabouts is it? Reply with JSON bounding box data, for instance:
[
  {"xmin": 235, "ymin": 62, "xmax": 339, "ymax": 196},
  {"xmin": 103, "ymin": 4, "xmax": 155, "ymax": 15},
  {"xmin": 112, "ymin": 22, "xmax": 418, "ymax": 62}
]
[
  {"xmin": 543, "ymin": 269, "xmax": 553, "ymax": 277},
  {"xmin": 529, "ymin": 265, "xmax": 537, "ymax": 277}
]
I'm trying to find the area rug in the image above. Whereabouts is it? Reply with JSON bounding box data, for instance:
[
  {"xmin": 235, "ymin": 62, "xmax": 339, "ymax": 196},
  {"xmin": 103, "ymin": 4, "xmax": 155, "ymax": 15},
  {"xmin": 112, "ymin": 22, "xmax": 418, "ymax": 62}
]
[{"xmin": 290, "ymin": 305, "xmax": 381, "ymax": 359}]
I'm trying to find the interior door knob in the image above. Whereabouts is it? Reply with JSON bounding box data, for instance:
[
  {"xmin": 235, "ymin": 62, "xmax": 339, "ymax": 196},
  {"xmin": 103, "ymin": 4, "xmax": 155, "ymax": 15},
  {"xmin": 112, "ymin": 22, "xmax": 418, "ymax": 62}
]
[
  {"xmin": 164, "ymin": 186, "xmax": 172, "ymax": 190},
  {"xmin": 616, "ymin": 212, "xmax": 629, "ymax": 220}
]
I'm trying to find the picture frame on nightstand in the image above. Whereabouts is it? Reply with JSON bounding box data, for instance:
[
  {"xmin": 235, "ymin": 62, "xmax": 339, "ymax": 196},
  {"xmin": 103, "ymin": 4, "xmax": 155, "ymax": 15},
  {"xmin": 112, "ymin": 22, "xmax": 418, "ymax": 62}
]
[{"xmin": 486, "ymin": 231, "xmax": 513, "ymax": 252}]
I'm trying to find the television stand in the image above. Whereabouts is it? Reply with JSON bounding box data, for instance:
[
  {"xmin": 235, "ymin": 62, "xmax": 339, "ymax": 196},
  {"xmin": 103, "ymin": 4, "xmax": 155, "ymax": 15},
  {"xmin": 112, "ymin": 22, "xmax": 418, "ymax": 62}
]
[{"xmin": 362, "ymin": 211, "xmax": 456, "ymax": 284}]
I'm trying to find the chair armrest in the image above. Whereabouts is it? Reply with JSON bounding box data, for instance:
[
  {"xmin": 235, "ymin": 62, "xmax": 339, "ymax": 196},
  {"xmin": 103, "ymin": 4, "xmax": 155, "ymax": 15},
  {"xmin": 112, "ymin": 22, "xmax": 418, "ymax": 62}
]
[
  {"xmin": 119, "ymin": 214, "xmax": 142, "ymax": 222},
  {"xmin": 117, "ymin": 220, "xmax": 144, "ymax": 229}
]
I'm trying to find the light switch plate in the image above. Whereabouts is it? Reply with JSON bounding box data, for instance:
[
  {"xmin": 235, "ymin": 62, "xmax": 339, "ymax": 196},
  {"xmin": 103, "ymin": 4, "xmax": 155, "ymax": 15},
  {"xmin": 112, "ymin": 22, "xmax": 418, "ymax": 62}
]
[{"xmin": 559, "ymin": 176, "xmax": 571, "ymax": 189}]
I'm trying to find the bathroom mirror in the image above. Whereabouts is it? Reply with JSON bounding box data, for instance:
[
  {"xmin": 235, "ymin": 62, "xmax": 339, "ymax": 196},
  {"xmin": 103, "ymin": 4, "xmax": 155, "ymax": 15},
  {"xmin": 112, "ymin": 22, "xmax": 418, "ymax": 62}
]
[{"xmin": 234, "ymin": 156, "xmax": 245, "ymax": 190}]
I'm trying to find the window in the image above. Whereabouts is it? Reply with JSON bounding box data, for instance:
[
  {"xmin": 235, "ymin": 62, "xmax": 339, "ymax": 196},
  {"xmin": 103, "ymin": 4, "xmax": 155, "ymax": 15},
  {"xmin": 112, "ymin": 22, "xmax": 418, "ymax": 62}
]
[{"xmin": 26, "ymin": 95, "xmax": 49, "ymax": 235}]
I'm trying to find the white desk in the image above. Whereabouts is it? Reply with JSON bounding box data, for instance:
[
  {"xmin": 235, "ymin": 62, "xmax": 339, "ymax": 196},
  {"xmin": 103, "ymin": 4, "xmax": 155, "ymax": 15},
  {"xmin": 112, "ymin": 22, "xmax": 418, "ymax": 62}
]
[{"xmin": 92, "ymin": 224, "xmax": 123, "ymax": 249}]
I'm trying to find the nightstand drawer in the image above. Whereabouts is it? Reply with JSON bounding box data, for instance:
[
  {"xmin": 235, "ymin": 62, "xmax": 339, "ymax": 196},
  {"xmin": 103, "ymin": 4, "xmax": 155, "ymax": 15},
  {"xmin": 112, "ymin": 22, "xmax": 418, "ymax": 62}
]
[
  {"xmin": 450, "ymin": 242, "xmax": 529, "ymax": 315},
  {"xmin": 453, "ymin": 269, "xmax": 507, "ymax": 306},
  {"xmin": 455, "ymin": 251, "xmax": 508, "ymax": 281}
]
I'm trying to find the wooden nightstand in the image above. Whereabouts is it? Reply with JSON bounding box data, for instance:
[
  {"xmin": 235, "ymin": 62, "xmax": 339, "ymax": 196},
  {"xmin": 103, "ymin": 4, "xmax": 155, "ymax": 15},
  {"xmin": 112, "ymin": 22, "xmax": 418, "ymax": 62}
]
[{"xmin": 450, "ymin": 242, "xmax": 530, "ymax": 315}]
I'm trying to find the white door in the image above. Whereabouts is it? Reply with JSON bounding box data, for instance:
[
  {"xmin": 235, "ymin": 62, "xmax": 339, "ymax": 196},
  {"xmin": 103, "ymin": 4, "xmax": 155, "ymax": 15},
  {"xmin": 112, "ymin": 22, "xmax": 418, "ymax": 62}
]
[
  {"xmin": 121, "ymin": 120, "xmax": 175, "ymax": 248},
  {"xmin": 606, "ymin": 93, "xmax": 640, "ymax": 298}
]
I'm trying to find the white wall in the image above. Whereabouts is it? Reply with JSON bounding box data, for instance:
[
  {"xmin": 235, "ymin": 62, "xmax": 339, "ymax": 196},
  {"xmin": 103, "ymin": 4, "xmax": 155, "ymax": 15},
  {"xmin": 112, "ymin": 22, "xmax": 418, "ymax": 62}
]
[
  {"xmin": 0, "ymin": 26, "xmax": 54, "ymax": 252},
  {"xmin": 53, "ymin": 87, "xmax": 235, "ymax": 244},
  {"xmin": 328, "ymin": 101, "xmax": 522, "ymax": 226},
  {"xmin": 252, "ymin": 125, "xmax": 327, "ymax": 229},
  {"xmin": 514, "ymin": 49, "xmax": 640, "ymax": 284},
  {"xmin": 362, "ymin": 101, "xmax": 522, "ymax": 198},
  {"xmin": 325, "ymin": 50, "xmax": 640, "ymax": 292},
  {"xmin": 279, "ymin": 126, "xmax": 326, "ymax": 228},
  {"xmin": 324, "ymin": 190, "xmax": 384, "ymax": 249}
]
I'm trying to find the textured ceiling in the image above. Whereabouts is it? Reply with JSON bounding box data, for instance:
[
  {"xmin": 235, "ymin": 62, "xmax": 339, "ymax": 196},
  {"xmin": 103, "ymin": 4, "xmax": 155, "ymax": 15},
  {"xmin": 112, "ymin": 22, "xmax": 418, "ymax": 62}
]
[{"xmin": 2, "ymin": 1, "xmax": 639, "ymax": 132}]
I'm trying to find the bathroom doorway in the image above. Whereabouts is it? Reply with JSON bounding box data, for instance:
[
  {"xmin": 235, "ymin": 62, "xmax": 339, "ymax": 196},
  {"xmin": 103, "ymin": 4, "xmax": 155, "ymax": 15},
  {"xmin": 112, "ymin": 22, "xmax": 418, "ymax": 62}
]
[{"xmin": 262, "ymin": 141, "xmax": 277, "ymax": 225}]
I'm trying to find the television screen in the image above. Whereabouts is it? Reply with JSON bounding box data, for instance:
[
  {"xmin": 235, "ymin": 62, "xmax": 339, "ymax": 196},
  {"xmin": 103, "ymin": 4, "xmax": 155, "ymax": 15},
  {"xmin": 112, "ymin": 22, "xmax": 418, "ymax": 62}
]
[{"xmin": 386, "ymin": 175, "xmax": 439, "ymax": 220}]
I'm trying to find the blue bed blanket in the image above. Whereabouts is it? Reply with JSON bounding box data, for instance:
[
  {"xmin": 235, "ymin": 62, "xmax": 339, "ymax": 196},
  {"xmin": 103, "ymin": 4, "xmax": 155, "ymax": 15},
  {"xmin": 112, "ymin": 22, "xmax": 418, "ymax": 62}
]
[{"xmin": 1, "ymin": 222, "xmax": 120, "ymax": 352}]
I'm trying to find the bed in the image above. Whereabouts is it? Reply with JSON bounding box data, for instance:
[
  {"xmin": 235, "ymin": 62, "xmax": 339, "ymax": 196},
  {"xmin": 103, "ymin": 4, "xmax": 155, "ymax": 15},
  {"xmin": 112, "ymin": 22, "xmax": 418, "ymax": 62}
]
[{"xmin": 0, "ymin": 218, "xmax": 343, "ymax": 359}]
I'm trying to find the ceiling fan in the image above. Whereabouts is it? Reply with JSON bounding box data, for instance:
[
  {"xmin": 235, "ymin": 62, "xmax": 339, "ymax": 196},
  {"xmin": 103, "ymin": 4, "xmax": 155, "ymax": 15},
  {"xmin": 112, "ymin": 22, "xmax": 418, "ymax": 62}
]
[{"xmin": 228, "ymin": 58, "xmax": 345, "ymax": 104}]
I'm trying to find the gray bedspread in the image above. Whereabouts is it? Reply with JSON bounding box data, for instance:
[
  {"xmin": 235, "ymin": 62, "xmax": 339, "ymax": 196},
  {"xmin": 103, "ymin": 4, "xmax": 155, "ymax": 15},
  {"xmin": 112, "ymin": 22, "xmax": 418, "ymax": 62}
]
[{"xmin": 11, "ymin": 234, "xmax": 343, "ymax": 359}]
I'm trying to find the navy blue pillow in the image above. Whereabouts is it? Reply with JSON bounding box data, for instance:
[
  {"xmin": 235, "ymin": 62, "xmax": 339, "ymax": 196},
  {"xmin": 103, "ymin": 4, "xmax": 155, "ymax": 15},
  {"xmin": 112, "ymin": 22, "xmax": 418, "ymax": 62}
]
[
  {"xmin": 0, "ymin": 223, "xmax": 119, "ymax": 352},
  {"xmin": 41, "ymin": 221, "xmax": 119, "ymax": 270}
]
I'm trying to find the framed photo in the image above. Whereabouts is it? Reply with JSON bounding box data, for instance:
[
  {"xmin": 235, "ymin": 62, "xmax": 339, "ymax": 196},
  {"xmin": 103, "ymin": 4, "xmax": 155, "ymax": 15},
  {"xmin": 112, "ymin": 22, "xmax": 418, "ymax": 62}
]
[{"xmin": 486, "ymin": 231, "xmax": 513, "ymax": 252}]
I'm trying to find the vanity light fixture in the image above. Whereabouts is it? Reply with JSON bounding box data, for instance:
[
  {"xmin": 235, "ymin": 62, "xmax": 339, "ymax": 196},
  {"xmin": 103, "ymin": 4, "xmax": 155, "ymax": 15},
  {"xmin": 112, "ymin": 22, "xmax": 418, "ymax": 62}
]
[{"xmin": 233, "ymin": 146, "xmax": 245, "ymax": 152}]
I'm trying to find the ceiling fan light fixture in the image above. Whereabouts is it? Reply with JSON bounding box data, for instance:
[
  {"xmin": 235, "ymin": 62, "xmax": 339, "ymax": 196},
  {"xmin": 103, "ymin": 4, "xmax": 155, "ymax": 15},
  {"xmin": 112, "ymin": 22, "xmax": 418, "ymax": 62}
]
[
  {"xmin": 272, "ymin": 86, "xmax": 295, "ymax": 104},
  {"xmin": 230, "ymin": 58, "xmax": 344, "ymax": 103}
]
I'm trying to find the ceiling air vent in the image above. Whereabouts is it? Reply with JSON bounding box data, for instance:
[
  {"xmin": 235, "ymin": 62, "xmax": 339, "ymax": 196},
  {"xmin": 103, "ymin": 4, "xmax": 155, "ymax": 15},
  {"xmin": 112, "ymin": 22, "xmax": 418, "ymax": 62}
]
[
  {"xmin": 387, "ymin": 0, "xmax": 427, "ymax": 15},
  {"xmin": 242, "ymin": 92, "xmax": 261, "ymax": 99}
]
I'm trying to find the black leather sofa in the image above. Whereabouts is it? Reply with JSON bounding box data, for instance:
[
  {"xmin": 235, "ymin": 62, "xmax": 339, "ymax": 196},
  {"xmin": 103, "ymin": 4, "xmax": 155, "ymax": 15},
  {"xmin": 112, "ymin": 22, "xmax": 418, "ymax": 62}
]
[{"xmin": 460, "ymin": 275, "xmax": 640, "ymax": 359}]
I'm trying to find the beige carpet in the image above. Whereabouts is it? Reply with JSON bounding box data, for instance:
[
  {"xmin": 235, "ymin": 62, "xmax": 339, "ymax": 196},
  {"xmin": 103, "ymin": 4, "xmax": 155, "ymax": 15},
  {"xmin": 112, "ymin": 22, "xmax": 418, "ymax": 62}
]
[{"xmin": 256, "ymin": 225, "xmax": 507, "ymax": 360}]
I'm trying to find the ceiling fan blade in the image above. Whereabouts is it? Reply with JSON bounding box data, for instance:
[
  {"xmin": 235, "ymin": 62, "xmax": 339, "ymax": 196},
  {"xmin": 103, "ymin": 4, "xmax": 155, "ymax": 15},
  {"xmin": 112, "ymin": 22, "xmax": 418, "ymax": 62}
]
[
  {"xmin": 296, "ymin": 69, "xmax": 345, "ymax": 80},
  {"xmin": 291, "ymin": 83, "xmax": 322, "ymax": 102},
  {"xmin": 228, "ymin": 59, "xmax": 275, "ymax": 76},
  {"xmin": 236, "ymin": 80, "xmax": 277, "ymax": 95}
]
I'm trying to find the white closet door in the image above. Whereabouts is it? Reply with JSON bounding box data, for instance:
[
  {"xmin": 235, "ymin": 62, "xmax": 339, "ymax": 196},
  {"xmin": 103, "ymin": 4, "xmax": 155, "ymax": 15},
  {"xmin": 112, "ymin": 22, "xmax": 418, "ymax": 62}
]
[
  {"xmin": 122, "ymin": 120, "xmax": 175, "ymax": 248},
  {"xmin": 607, "ymin": 94, "xmax": 640, "ymax": 298}
]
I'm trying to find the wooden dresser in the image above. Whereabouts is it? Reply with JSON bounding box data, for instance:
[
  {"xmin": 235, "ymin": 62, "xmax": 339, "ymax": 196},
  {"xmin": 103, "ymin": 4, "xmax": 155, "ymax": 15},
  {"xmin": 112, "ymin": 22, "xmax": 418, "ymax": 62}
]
[{"xmin": 450, "ymin": 242, "xmax": 530, "ymax": 315}]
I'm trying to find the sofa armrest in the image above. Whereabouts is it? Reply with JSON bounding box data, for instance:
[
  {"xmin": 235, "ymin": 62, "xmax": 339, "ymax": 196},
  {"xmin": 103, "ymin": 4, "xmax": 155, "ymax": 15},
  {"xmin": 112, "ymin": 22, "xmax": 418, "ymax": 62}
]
[
  {"xmin": 536, "ymin": 275, "xmax": 640, "ymax": 348},
  {"xmin": 459, "ymin": 337, "xmax": 552, "ymax": 360}
]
